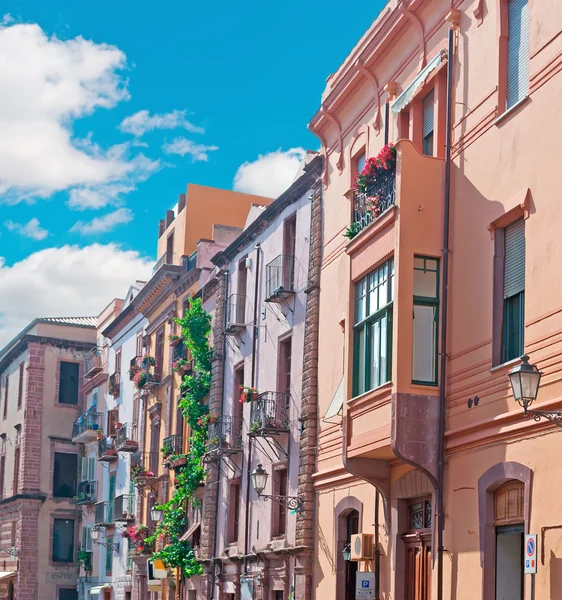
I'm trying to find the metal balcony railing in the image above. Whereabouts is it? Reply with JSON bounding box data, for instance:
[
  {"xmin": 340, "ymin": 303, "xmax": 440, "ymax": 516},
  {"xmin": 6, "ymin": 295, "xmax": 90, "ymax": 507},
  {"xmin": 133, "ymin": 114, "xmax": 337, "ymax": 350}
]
[
  {"xmin": 131, "ymin": 451, "xmax": 160, "ymax": 480},
  {"xmin": 76, "ymin": 480, "xmax": 97, "ymax": 504},
  {"xmin": 249, "ymin": 392, "xmax": 290, "ymax": 435},
  {"xmin": 162, "ymin": 434, "xmax": 183, "ymax": 458},
  {"xmin": 108, "ymin": 372, "xmax": 121, "ymax": 397},
  {"xmin": 94, "ymin": 501, "xmax": 113, "ymax": 526},
  {"xmin": 265, "ymin": 254, "xmax": 296, "ymax": 301},
  {"xmin": 207, "ymin": 416, "xmax": 242, "ymax": 455},
  {"xmin": 129, "ymin": 356, "xmax": 141, "ymax": 380},
  {"xmin": 152, "ymin": 251, "xmax": 178, "ymax": 275},
  {"xmin": 116, "ymin": 424, "xmax": 139, "ymax": 452},
  {"xmin": 98, "ymin": 436, "xmax": 118, "ymax": 462},
  {"xmin": 352, "ymin": 167, "xmax": 396, "ymax": 235},
  {"xmin": 84, "ymin": 347, "xmax": 103, "ymax": 379},
  {"xmin": 114, "ymin": 494, "xmax": 135, "ymax": 522},
  {"xmin": 224, "ymin": 294, "xmax": 246, "ymax": 334},
  {"xmin": 72, "ymin": 412, "xmax": 103, "ymax": 441},
  {"xmin": 184, "ymin": 251, "xmax": 197, "ymax": 272}
]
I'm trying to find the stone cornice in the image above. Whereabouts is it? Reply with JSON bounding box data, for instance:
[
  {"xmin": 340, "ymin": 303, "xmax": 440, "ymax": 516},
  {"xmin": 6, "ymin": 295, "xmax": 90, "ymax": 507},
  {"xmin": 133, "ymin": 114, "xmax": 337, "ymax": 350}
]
[
  {"xmin": 145, "ymin": 302, "xmax": 176, "ymax": 336},
  {"xmin": 175, "ymin": 268, "xmax": 201, "ymax": 297},
  {"xmin": 0, "ymin": 492, "xmax": 47, "ymax": 506}
]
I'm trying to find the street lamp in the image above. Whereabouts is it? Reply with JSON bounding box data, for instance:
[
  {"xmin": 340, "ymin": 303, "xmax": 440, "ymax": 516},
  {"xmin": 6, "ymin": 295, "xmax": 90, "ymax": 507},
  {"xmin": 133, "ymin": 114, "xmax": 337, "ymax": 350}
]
[
  {"xmin": 342, "ymin": 543, "xmax": 351, "ymax": 562},
  {"xmin": 90, "ymin": 527, "xmax": 119, "ymax": 552},
  {"xmin": 150, "ymin": 506, "xmax": 164, "ymax": 522},
  {"xmin": 250, "ymin": 464, "xmax": 303, "ymax": 513},
  {"xmin": 508, "ymin": 355, "xmax": 562, "ymax": 426}
]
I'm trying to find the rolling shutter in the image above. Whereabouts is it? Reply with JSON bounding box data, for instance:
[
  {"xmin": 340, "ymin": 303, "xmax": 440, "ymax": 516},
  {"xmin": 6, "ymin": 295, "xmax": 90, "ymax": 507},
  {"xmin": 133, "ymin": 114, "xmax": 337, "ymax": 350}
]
[
  {"xmin": 356, "ymin": 153, "xmax": 366, "ymax": 175},
  {"xmin": 506, "ymin": 0, "xmax": 530, "ymax": 109},
  {"xmin": 422, "ymin": 90, "xmax": 435, "ymax": 138},
  {"xmin": 504, "ymin": 219, "xmax": 525, "ymax": 298}
]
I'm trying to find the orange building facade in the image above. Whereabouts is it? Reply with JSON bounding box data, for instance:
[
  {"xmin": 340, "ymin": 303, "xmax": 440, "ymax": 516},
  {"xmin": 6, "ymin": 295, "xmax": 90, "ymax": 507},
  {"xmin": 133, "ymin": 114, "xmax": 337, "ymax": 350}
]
[{"xmin": 310, "ymin": 0, "xmax": 562, "ymax": 599}]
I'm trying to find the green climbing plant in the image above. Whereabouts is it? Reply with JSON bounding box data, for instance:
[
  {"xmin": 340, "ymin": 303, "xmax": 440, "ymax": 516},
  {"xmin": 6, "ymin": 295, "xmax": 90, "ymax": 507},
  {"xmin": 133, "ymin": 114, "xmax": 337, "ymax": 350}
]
[{"xmin": 146, "ymin": 297, "xmax": 212, "ymax": 578}]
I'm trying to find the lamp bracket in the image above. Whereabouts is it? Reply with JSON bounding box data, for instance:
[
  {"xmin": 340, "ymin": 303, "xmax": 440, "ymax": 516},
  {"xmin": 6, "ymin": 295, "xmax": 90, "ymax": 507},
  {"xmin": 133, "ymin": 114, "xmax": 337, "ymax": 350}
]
[
  {"xmin": 526, "ymin": 408, "xmax": 562, "ymax": 428},
  {"xmin": 257, "ymin": 493, "xmax": 303, "ymax": 512}
]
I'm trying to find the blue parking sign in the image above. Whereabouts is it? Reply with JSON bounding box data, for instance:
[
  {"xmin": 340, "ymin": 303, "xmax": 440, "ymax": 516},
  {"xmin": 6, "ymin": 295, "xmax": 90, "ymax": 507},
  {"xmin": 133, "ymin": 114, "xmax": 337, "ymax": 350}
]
[{"xmin": 362, "ymin": 581, "xmax": 370, "ymax": 588}]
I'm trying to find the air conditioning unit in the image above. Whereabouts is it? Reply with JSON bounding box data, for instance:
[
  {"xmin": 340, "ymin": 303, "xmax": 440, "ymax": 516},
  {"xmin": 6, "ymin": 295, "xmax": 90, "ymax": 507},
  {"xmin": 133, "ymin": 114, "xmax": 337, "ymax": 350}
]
[{"xmin": 350, "ymin": 533, "xmax": 375, "ymax": 561}]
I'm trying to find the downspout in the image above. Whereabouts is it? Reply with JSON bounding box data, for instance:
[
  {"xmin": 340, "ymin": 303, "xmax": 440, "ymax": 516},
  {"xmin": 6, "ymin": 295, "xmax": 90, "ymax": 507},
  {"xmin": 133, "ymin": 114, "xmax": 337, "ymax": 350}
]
[
  {"xmin": 384, "ymin": 101, "xmax": 390, "ymax": 146},
  {"xmin": 244, "ymin": 243, "xmax": 261, "ymax": 573},
  {"xmin": 374, "ymin": 490, "xmax": 380, "ymax": 600},
  {"xmin": 437, "ymin": 20, "xmax": 456, "ymax": 600},
  {"xmin": 209, "ymin": 270, "xmax": 229, "ymax": 599}
]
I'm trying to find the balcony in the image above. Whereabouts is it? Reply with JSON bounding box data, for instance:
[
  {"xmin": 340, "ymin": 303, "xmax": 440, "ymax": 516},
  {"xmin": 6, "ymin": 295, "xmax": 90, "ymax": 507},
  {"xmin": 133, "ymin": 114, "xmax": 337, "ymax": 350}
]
[
  {"xmin": 185, "ymin": 251, "xmax": 197, "ymax": 272},
  {"xmin": 116, "ymin": 424, "xmax": 139, "ymax": 453},
  {"xmin": 114, "ymin": 494, "xmax": 135, "ymax": 522},
  {"xmin": 265, "ymin": 254, "xmax": 296, "ymax": 302},
  {"xmin": 206, "ymin": 416, "xmax": 242, "ymax": 457},
  {"xmin": 98, "ymin": 436, "xmax": 118, "ymax": 462},
  {"xmin": 152, "ymin": 251, "xmax": 178, "ymax": 275},
  {"xmin": 72, "ymin": 411, "xmax": 103, "ymax": 443},
  {"xmin": 94, "ymin": 501, "xmax": 114, "ymax": 527},
  {"xmin": 224, "ymin": 294, "xmax": 246, "ymax": 335},
  {"xmin": 76, "ymin": 480, "xmax": 97, "ymax": 504},
  {"xmin": 351, "ymin": 166, "xmax": 396, "ymax": 238},
  {"xmin": 84, "ymin": 347, "xmax": 103, "ymax": 379},
  {"xmin": 129, "ymin": 356, "xmax": 141, "ymax": 380},
  {"xmin": 131, "ymin": 451, "xmax": 159, "ymax": 488},
  {"xmin": 108, "ymin": 372, "xmax": 121, "ymax": 397},
  {"xmin": 249, "ymin": 392, "xmax": 290, "ymax": 436},
  {"xmin": 162, "ymin": 434, "xmax": 185, "ymax": 468}
]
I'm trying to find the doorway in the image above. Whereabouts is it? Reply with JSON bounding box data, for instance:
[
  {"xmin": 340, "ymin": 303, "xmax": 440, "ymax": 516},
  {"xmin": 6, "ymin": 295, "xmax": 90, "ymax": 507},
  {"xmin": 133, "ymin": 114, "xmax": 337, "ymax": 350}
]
[
  {"xmin": 402, "ymin": 497, "xmax": 432, "ymax": 600},
  {"xmin": 345, "ymin": 510, "xmax": 359, "ymax": 600}
]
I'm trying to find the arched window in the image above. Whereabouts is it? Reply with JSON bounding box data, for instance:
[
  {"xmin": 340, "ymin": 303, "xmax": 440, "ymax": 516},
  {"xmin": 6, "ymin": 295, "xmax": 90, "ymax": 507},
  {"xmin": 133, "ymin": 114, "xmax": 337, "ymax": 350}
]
[{"xmin": 495, "ymin": 481, "xmax": 524, "ymax": 600}]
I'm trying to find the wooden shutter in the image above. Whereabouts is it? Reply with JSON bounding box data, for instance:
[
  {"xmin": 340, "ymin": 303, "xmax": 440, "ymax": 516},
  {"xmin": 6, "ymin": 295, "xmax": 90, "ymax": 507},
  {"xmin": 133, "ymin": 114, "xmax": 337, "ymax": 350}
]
[
  {"xmin": 81, "ymin": 457, "xmax": 88, "ymax": 482},
  {"xmin": 422, "ymin": 89, "xmax": 435, "ymax": 138},
  {"xmin": 107, "ymin": 409, "xmax": 119, "ymax": 436},
  {"xmin": 506, "ymin": 0, "xmax": 530, "ymax": 108},
  {"xmin": 504, "ymin": 219, "xmax": 525, "ymax": 298}
]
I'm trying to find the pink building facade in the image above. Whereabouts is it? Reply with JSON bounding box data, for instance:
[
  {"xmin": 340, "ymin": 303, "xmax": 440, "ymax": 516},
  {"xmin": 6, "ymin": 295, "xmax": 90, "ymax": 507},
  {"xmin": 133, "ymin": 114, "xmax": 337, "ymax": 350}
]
[{"xmin": 310, "ymin": 0, "xmax": 562, "ymax": 599}]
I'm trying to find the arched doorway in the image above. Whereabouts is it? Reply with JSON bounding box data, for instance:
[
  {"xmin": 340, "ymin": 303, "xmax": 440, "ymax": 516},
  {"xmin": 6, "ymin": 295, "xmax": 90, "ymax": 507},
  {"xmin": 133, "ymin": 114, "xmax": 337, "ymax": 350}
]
[
  {"xmin": 345, "ymin": 510, "xmax": 359, "ymax": 600},
  {"xmin": 8, "ymin": 580, "xmax": 13, "ymax": 600}
]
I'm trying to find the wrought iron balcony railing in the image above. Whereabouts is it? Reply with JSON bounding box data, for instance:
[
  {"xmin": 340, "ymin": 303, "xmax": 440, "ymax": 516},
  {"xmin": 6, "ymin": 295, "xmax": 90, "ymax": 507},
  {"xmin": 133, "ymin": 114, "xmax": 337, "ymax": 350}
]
[
  {"xmin": 249, "ymin": 392, "xmax": 290, "ymax": 436},
  {"xmin": 72, "ymin": 411, "xmax": 103, "ymax": 442},
  {"xmin": 352, "ymin": 167, "xmax": 396, "ymax": 235},
  {"xmin": 131, "ymin": 451, "xmax": 160, "ymax": 484},
  {"xmin": 114, "ymin": 494, "xmax": 135, "ymax": 522},
  {"xmin": 162, "ymin": 434, "xmax": 183, "ymax": 457},
  {"xmin": 265, "ymin": 254, "xmax": 296, "ymax": 301},
  {"xmin": 76, "ymin": 480, "xmax": 97, "ymax": 504},
  {"xmin": 84, "ymin": 347, "xmax": 103, "ymax": 379},
  {"xmin": 207, "ymin": 416, "xmax": 242, "ymax": 456},
  {"xmin": 98, "ymin": 436, "xmax": 118, "ymax": 462},
  {"xmin": 116, "ymin": 423, "xmax": 139, "ymax": 453},
  {"xmin": 94, "ymin": 501, "xmax": 114, "ymax": 526},
  {"xmin": 152, "ymin": 251, "xmax": 178, "ymax": 275},
  {"xmin": 224, "ymin": 294, "xmax": 246, "ymax": 334}
]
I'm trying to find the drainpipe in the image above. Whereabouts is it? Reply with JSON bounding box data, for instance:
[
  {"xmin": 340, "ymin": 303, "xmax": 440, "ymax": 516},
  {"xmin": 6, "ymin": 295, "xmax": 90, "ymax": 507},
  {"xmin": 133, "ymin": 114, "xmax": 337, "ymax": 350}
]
[
  {"xmin": 244, "ymin": 243, "xmax": 261, "ymax": 573},
  {"xmin": 437, "ymin": 21, "xmax": 455, "ymax": 600},
  {"xmin": 384, "ymin": 101, "xmax": 390, "ymax": 146},
  {"xmin": 209, "ymin": 271, "xmax": 229, "ymax": 599},
  {"xmin": 374, "ymin": 490, "xmax": 380, "ymax": 600}
]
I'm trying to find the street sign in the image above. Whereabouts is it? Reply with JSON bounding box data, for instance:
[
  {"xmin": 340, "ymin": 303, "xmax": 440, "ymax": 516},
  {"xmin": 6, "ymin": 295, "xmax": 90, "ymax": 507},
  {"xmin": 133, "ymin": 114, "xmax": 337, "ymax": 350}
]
[
  {"xmin": 524, "ymin": 534, "xmax": 538, "ymax": 574},
  {"xmin": 356, "ymin": 572, "xmax": 375, "ymax": 599}
]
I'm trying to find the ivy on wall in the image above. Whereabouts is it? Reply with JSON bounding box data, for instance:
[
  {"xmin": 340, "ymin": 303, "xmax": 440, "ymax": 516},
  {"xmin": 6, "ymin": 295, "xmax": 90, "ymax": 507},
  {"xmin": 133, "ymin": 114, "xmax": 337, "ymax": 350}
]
[{"xmin": 146, "ymin": 297, "xmax": 212, "ymax": 578}]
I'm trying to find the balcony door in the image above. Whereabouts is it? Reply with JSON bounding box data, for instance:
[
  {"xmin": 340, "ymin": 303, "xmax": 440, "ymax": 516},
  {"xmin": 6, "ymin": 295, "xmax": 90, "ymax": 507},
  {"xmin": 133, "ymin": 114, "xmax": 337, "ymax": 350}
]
[{"xmin": 402, "ymin": 498, "xmax": 432, "ymax": 600}]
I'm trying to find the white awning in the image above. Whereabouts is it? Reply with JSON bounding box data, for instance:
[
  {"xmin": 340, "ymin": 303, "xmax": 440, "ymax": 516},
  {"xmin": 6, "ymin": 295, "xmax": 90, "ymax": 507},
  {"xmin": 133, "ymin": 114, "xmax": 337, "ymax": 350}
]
[
  {"xmin": 180, "ymin": 520, "xmax": 201, "ymax": 542},
  {"xmin": 324, "ymin": 378, "xmax": 344, "ymax": 421},
  {"xmin": 0, "ymin": 573, "xmax": 15, "ymax": 581},
  {"xmin": 391, "ymin": 50, "xmax": 447, "ymax": 114},
  {"xmin": 89, "ymin": 585, "xmax": 111, "ymax": 596}
]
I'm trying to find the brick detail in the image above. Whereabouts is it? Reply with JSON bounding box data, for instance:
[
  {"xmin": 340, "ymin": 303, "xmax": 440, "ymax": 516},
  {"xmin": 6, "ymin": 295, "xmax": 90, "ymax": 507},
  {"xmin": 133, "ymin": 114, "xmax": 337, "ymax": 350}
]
[
  {"xmin": 200, "ymin": 271, "xmax": 227, "ymax": 561},
  {"xmin": 16, "ymin": 499, "xmax": 41, "ymax": 600},
  {"xmin": 21, "ymin": 343, "xmax": 45, "ymax": 494},
  {"xmin": 296, "ymin": 178, "xmax": 323, "ymax": 551}
]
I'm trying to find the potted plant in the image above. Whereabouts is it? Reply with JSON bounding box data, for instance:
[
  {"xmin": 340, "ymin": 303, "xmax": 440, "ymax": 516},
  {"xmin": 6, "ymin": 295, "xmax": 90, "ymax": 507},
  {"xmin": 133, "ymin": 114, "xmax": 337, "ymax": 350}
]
[
  {"xmin": 78, "ymin": 549, "xmax": 92, "ymax": 572},
  {"xmin": 133, "ymin": 370, "xmax": 149, "ymax": 390},
  {"xmin": 240, "ymin": 386, "xmax": 259, "ymax": 403},
  {"xmin": 141, "ymin": 355, "xmax": 157, "ymax": 369},
  {"xmin": 250, "ymin": 421, "xmax": 262, "ymax": 433},
  {"xmin": 168, "ymin": 334, "xmax": 181, "ymax": 347}
]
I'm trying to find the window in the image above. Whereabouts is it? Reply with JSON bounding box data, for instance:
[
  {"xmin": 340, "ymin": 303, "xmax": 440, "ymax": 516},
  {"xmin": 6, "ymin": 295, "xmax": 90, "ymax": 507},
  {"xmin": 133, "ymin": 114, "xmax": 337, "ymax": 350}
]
[
  {"xmin": 115, "ymin": 350, "xmax": 122, "ymax": 374},
  {"xmin": 81, "ymin": 525, "xmax": 92, "ymax": 551},
  {"xmin": 136, "ymin": 332, "xmax": 143, "ymax": 357},
  {"xmin": 155, "ymin": 329, "xmax": 165, "ymax": 380},
  {"xmin": 54, "ymin": 453, "xmax": 78, "ymax": 498},
  {"xmin": 58, "ymin": 590, "xmax": 78, "ymax": 600},
  {"xmin": 422, "ymin": 90, "xmax": 434, "ymax": 156},
  {"xmin": 412, "ymin": 257, "xmax": 439, "ymax": 385},
  {"xmin": 53, "ymin": 518, "xmax": 75, "ymax": 562},
  {"xmin": 17, "ymin": 363, "xmax": 24, "ymax": 410},
  {"xmin": 356, "ymin": 152, "xmax": 366, "ymax": 177},
  {"xmin": 227, "ymin": 481, "xmax": 240, "ymax": 543},
  {"xmin": 237, "ymin": 258, "xmax": 248, "ymax": 323},
  {"xmin": 278, "ymin": 338, "xmax": 292, "ymax": 418},
  {"xmin": 107, "ymin": 408, "xmax": 119, "ymax": 436},
  {"xmin": 353, "ymin": 259, "xmax": 394, "ymax": 396},
  {"xmin": 502, "ymin": 219, "xmax": 525, "ymax": 362},
  {"xmin": 408, "ymin": 498, "xmax": 432, "ymax": 530},
  {"xmin": 272, "ymin": 468, "xmax": 288, "ymax": 537},
  {"xmin": 0, "ymin": 455, "xmax": 5, "ymax": 499},
  {"xmin": 274, "ymin": 593, "xmax": 284, "ymax": 600},
  {"xmin": 282, "ymin": 215, "xmax": 297, "ymax": 290},
  {"xmin": 13, "ymin": 448, "xmax": 20, "ymax": 495},
  {"xmin": 105, "ymin": 535, "xmax": 113, "ymax": 575},
  {"xmin": 58, "ymin": 362, "xmax": 79, "ymax": 405},
  {"xmin": 3, "ymin": 374, "xmax": 9, "ymax": 419},
  {"xmin": 495, "ymin": 481, "xmax": 524, "ymax": 599},
  {"xmin": 506, "ymin": 0, "xmax": 530, "ymax": 109},
  {"xmin": 81, "ymin": 455, "xmax": 96, "ymax": 482}
]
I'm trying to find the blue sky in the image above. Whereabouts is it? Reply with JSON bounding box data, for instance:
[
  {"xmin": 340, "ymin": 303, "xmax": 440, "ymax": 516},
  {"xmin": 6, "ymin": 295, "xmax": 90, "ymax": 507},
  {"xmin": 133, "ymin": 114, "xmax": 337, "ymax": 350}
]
[{"xmin": 0, "ymin": 0, "xmax": 384, "ymax": 346}]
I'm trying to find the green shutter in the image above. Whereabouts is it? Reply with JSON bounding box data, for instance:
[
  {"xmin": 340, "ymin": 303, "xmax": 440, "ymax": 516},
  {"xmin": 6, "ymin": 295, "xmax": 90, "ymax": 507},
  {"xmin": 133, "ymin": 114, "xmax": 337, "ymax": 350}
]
[
  {"xmin": 506, "ymin": 0, "xmax": 530, "ymax": 108},
  {"xmin": 504, "ymin": 219, "xmax": 525, "ymax": 298}
]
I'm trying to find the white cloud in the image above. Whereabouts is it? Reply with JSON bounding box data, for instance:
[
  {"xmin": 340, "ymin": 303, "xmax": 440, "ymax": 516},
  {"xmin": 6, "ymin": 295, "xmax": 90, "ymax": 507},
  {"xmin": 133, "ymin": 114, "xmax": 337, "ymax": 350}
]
[
  {"xmin": 0, "ymin": 244, "xmax": 154, "ymax": 349},
  {"xmin": 70, "ymin": 207, "xmax": 133, "ymax": 235},
  {"xmin": 4, "ymin": 217, "xmax": 49, "ymax": 240},
  {"xmin": 119, "ymin": 109, "xmax": 204, "ymax": 137},
  {"xmin": 0, "ymin": 21, "xmax": 158, "ymax": 203},
  {"xmin": 233, "ymin": 148, "xmax": 307, "ymax": 198},
  {"xmin": 162, "ymin": 137, "xmax": 218, "ymax": 162}
]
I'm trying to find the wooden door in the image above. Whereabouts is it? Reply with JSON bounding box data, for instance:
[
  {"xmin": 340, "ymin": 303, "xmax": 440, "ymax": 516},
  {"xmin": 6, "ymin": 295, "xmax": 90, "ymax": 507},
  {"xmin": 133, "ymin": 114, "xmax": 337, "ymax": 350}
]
[{"xmin": 403, "ymin": 533, "xmax": 432, "ymax": 600}]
